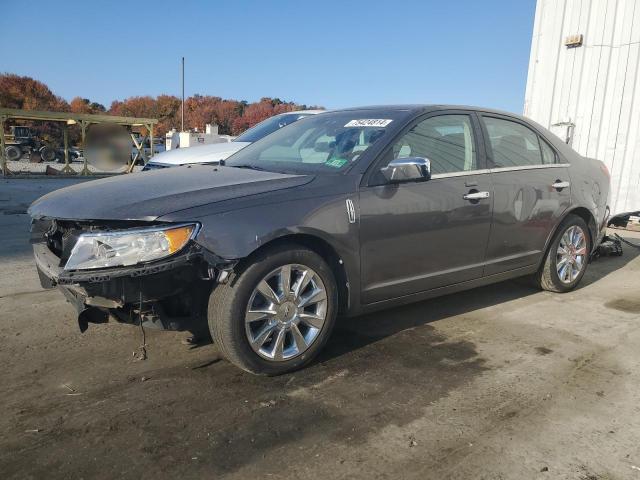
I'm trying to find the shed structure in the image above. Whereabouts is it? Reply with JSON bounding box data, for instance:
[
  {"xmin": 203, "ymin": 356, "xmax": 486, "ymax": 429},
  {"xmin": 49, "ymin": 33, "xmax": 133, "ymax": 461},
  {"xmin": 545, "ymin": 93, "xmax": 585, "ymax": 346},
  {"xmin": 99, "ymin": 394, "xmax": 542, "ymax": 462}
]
[
  {"xmin": 524, "ymin": 0, "xmax": 640, "ymax": 215},
  {"xmin": 0, "ymin": 108, "xmax": 158, "ymax": 176}
]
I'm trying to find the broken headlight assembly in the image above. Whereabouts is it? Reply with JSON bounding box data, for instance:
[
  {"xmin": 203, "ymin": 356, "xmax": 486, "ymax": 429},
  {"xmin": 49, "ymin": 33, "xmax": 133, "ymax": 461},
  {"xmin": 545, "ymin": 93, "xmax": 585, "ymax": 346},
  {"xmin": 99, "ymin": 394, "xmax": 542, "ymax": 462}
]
[{"xmin": 64, "ymin": 223, "xmax": 198, "ymax": 271}]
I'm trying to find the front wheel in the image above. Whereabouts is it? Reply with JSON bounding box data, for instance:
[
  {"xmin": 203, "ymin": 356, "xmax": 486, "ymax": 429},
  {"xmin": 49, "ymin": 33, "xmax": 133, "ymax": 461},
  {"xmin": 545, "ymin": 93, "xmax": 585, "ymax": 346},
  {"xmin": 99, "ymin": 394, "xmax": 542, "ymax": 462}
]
[
  {"xmin": 535, "ymin": 214, "xmax": 591, "ymax": 292},
  {"xmin": 5, "ymin": 145, "xmax": 22, "ymax": 161},
  {"xmin": 208, "ymin": 244, "xmax": 338, "ymax": 375}
]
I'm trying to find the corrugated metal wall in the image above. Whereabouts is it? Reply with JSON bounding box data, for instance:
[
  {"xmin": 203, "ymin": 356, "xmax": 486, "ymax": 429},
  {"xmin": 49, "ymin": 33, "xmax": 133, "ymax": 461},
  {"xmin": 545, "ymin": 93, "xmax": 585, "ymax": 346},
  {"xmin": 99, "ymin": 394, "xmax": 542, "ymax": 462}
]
[{"xmin": 524, "ymin": 0, "xmax": 640, "ymax": 215}]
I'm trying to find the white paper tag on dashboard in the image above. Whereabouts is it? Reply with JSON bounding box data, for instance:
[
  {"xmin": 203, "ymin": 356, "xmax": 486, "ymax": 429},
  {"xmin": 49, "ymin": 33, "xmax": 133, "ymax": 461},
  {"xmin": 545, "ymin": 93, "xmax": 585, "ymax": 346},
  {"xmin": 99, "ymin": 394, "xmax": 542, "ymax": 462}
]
[{"xmin": 344, "ymin": 119, "xmax": 393, "ymax": 127}]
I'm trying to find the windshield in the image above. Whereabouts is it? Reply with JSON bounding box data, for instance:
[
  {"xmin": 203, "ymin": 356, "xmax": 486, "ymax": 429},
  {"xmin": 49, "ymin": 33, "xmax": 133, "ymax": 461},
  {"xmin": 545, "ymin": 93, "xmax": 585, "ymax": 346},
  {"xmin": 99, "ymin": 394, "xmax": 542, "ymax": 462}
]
[
  {"xmin": 225, "ymin": 111, "xmax": 401, "ymax": 174},
  {"xmin": 235, "ymin": 113, "xmax": 315, "ymax": 143}
]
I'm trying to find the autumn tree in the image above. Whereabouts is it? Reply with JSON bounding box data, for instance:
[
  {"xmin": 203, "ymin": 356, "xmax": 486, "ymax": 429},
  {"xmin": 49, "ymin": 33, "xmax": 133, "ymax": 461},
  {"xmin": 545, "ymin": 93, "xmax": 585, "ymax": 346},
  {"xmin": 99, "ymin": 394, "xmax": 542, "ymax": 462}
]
[
  {"xmin": 0, "ymin": 73, "xmax": 69, "ymax": 111},
  {"xmin": 0, "ymin": 73, "xmax": 71, "ymax": 147},
  {"xmin": 70, "ymin": 97, "xmax": 106, "ymax": 114},
  {"xmin": 1, "ymin": 73, "xmax": 320, "ymax": 144},
  {"xmin": 231, "ymin": 97, "xmax": 303, "ymax": 135}
]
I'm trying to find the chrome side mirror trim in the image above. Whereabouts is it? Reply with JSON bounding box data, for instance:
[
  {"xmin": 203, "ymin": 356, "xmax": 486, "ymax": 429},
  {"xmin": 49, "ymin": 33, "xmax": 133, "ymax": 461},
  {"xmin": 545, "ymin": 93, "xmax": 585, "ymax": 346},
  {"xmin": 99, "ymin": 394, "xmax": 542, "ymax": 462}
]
[{"xmin": 380, "ymin": 157, "xmax": 431, "ymax": 183}]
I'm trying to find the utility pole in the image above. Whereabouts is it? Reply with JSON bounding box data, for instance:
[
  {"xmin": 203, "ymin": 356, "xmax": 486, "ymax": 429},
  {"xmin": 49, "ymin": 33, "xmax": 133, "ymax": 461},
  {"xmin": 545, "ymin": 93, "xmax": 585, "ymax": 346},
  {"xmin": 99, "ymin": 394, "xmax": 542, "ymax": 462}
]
[{"xmin": 181, "ymin": 56, "xmax": 185, "ymax": 132}]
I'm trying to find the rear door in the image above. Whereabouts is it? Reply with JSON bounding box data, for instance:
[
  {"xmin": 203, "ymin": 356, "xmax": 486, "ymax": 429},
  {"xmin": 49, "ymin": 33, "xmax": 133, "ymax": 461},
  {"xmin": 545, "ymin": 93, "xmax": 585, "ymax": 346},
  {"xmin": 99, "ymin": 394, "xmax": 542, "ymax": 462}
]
[
  {"xmin": 479, "ymin": 114, "xmax": 571, "ymax": 275},
  {"xmin": 359, "ymin": 112, "xmax": 493, "ymax": 304}
]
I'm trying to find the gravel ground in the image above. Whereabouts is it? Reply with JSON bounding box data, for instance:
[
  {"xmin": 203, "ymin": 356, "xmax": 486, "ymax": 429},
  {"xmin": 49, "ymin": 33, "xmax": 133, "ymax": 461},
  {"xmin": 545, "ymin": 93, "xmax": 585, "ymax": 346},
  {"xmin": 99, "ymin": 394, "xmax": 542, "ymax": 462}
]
[{"xmin": 1, "ymin": 179, "xmax": 639, "ymax": 480}]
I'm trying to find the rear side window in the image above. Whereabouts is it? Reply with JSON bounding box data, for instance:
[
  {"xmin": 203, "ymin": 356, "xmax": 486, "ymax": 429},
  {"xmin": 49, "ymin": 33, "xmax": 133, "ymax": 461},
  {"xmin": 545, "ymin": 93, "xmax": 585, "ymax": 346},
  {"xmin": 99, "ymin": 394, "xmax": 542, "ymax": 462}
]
[{"xmin": 483, "ymin": 117, "xmax": 544, "ymax": 168}]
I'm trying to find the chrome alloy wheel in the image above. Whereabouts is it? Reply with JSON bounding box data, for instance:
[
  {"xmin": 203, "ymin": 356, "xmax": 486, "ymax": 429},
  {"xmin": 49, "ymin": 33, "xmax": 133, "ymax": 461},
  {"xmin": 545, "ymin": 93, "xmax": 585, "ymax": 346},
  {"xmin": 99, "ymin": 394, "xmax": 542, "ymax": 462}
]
[
  {"xmin": 245, "ymin": 264, "xmax": 328, "ymax": 361},
  {"xmin": 556, "ymin": 225, "xmax": 587, "ymax": 284}
]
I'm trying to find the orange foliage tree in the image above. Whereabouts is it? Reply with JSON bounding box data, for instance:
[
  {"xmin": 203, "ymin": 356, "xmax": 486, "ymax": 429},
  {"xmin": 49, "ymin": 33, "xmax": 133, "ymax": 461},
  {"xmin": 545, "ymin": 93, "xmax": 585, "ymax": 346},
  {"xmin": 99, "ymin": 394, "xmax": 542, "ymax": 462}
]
[
  {"xmin": 70, "ymin": 97, "xmax": 106, "ymax": 114},
  {"xmin": 0, "ymin": 73, "xmax": 321, "ymax": 143},
  {"xmin": 0, "ymin": 73, "xmax": 71, "ymax": 146}
]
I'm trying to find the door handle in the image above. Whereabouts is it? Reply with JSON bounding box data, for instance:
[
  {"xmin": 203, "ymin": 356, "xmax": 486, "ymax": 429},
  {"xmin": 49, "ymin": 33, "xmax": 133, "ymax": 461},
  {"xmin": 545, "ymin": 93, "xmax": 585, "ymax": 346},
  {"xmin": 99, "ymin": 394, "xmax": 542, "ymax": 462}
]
[
  {"xmin": 552, "ymin": 180, "xmax": 570, "ymax": 190},
  {"xmin": 463, "ymin": 191, "xmax": 490, "ymax": 201}
]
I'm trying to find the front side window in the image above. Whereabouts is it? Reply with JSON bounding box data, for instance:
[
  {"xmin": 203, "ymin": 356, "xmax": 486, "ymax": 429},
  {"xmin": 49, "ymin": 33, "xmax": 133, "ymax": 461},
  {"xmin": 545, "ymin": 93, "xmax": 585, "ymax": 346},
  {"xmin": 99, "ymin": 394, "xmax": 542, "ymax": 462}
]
[
  {"xmin": 386, "ymin": 114, "xmax": 477, "ymax": 175},
  {"xmin": 483, "ymin": 117, "xmax": 545, "ymax": 167}
]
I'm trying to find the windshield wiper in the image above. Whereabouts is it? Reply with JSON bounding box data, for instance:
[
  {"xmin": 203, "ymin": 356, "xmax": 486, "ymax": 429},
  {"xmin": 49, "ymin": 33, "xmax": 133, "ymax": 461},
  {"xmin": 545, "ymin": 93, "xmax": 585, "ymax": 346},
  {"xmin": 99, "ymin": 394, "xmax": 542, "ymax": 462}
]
[{"xmin": 229, "ymin": 164, "xmax": 269, "ymax": 172}]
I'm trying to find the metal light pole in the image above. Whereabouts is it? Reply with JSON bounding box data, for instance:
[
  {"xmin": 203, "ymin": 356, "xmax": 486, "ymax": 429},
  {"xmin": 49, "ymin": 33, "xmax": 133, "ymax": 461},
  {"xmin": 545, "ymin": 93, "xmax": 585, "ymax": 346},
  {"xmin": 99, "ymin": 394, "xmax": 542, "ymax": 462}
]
[{"xmin": 181, "ymin": 57, "xmax": 185, "ymax": 132}]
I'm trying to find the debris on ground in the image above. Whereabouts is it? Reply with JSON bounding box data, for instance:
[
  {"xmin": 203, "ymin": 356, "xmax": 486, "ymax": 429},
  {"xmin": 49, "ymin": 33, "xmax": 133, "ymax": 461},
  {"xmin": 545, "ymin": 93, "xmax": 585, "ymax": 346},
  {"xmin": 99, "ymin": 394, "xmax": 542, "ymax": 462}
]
[
  {"xmin": 62, "ymin": 383, "xmax": 83, "ymax": 396},
  {"xmin": 594, "ymin": 235, "xmax": 623, "ymax": 258}
]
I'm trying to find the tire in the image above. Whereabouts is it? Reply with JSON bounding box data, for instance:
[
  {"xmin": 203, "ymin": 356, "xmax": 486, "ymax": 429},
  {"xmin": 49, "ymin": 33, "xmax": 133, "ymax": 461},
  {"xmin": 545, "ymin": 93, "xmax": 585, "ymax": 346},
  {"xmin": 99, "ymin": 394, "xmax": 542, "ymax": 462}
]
[
  {"xmin": 208, "ymin": 244, "xmax": 338, "ymax": 375},
  {"xmin": 39, "ymin": 146, "xmax": 56, "ymax": 162},
  {"xmin": 535, "ymin": 214, "xmax": 591, "ymax": 293},
  {"xmin": 5, "ymin": 145, "xmax": 22, "ymax": 161}
]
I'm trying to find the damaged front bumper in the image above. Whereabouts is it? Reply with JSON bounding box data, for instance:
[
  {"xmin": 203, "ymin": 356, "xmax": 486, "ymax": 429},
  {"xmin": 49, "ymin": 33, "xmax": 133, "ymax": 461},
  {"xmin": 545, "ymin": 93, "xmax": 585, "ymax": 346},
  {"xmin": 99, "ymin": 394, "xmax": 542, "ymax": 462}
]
[
  {"xmin": 31, "ymin": 220, "xmax": 235, "ymax": 333},
  {"xmin": 33, "ymin": 241, "xmax": 203, "ymax": 287}
]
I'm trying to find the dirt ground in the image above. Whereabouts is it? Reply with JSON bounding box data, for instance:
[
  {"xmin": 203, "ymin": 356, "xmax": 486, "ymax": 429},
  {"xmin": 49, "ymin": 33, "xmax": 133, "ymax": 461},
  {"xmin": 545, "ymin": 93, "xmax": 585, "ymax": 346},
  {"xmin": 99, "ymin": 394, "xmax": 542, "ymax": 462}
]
[{"xmin": 1, "ymin": 178, "xmax": 639, "ymax": 480}]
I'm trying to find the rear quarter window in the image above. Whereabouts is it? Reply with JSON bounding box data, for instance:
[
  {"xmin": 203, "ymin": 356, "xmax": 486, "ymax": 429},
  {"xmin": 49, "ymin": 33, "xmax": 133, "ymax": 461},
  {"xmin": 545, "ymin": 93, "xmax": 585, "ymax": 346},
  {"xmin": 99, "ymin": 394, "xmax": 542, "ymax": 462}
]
[{"xmin": 540, "ymin": 138, "xmax": 558, "ymax": 164}]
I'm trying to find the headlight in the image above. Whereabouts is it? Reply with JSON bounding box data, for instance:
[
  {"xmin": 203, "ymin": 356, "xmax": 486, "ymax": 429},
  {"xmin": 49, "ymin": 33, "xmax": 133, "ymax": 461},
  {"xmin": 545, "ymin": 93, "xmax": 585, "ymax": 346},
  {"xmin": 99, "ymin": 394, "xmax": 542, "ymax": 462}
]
[{"xmin": 64, "ymin": 224, "xmax": 198, "ymax": 271}]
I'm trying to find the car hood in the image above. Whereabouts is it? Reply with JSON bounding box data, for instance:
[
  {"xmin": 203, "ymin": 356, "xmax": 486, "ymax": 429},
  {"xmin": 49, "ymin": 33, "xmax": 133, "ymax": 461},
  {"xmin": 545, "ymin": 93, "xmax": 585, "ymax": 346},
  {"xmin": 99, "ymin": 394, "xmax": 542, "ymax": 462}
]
[
  {"xmin": 29, "ymin": 165, "xmax": 312, "ymax": 221},
  {"xmin": 146, "ymin": 141, "xmax": 251, "ymax": 166}
]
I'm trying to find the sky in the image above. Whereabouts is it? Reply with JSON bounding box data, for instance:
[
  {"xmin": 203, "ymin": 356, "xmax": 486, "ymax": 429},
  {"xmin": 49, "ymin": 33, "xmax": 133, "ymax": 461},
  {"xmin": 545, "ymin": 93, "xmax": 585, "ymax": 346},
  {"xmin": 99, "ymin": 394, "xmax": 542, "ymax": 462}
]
[{"xmin": 0, "ymin": 0, "xmax": 536, "ymax": 113}]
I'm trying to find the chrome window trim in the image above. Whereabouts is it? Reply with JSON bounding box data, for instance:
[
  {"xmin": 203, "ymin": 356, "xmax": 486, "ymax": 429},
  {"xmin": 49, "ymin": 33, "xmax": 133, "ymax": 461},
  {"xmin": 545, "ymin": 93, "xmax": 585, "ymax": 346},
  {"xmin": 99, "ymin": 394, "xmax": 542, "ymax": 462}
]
[
  {"xmin": 429, "ymin": 163, "xmax": 570, "ymax": 179},
  {"xmin": 431, "ymin": 169, "xmax": 491, "ymax": 179},
  {"xmin": 489, "ymin": 163, "xmax": 570, "ymax": 173}
]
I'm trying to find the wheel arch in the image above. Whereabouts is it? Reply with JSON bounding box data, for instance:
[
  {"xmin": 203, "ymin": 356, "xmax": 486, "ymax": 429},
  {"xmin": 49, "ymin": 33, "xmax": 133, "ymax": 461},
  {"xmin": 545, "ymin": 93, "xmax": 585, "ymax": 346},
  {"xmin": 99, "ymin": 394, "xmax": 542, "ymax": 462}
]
[
  {"xmin": 234, "ymin": 233, "xmax": 351, "ymax": 315},
  {"xmin": 539, "ymin": 206, "xmax": 598, "ymax": 269},
  {"xmin": 569, "ymin": 206, "xmax": 598, "ymax": 244}
]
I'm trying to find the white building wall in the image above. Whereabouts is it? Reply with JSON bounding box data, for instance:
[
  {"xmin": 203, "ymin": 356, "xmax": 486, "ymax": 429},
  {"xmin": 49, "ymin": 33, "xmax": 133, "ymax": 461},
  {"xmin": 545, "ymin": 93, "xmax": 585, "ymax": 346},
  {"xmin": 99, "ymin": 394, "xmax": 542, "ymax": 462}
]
[{"xmin": 524, "ymin": 0, "xmax": 640, "ymax": 215}]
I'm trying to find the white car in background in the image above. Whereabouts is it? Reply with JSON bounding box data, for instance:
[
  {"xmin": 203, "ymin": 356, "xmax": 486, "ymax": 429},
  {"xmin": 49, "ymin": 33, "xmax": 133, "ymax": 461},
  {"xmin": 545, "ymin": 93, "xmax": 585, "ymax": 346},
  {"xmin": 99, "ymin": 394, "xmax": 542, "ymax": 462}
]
[{"xmin": 143, "ymin": 110, "xmax": 324, "ymax": 170}]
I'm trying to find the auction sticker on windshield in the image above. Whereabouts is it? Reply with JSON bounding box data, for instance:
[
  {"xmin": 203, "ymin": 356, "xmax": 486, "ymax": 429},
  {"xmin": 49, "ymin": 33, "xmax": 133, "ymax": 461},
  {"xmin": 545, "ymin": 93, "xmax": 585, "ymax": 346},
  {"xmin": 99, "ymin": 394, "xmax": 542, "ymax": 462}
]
[{"xmin": 344, "ymin": 119, "xmax": 393, "ymax": 127}]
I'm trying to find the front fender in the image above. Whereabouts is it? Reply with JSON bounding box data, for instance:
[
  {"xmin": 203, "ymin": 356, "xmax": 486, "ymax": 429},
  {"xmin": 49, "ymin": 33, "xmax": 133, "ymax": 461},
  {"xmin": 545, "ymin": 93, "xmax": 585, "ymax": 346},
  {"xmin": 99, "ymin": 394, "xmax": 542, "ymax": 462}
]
[
  {"xmin": 189, "ymin": 196, "xmax": 355, "ymax": 258},
  {"xmin": 165, "ymin": 194, "xmax": 363, "ymax": 314}
]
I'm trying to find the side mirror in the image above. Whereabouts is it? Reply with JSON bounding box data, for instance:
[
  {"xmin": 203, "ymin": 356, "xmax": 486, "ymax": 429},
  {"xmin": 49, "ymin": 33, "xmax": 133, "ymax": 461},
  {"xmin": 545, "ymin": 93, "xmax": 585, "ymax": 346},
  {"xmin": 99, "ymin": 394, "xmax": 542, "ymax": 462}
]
[{"xmin": 380, "ymin": 157, "xmax": 431, "ymax": 183}]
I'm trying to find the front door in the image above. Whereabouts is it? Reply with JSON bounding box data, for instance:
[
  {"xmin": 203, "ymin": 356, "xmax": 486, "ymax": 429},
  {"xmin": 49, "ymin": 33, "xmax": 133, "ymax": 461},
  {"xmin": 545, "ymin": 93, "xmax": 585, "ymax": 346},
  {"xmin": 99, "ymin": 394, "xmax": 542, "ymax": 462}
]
[
  {"xmin": 479, "ymin": 114, "xmax": 572, "ymax": 274},
  {"xmin": 359, "ymin": 113, "xmax": 493, "ymax": 304}
]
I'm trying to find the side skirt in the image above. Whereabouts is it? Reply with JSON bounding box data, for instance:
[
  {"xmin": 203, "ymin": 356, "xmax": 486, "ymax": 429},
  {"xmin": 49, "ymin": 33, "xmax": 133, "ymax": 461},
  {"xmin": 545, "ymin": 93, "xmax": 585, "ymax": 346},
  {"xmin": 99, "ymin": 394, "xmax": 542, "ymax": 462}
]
[{"xmin": 355, "ymin": 265, "xmax": 538, "ymax": 316}]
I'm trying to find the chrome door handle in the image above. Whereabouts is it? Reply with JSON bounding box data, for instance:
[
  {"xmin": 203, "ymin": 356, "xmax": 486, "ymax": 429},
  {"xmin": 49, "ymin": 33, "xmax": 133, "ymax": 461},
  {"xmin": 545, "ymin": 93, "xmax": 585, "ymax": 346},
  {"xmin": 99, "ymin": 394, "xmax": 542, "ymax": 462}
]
[
  {"xmin": 552, "ymin": 181, "xmax": 570, "ymax": 189},
  {"xmin": 463, "ymin": 191, "xmax": 490, "ymax": 201}
]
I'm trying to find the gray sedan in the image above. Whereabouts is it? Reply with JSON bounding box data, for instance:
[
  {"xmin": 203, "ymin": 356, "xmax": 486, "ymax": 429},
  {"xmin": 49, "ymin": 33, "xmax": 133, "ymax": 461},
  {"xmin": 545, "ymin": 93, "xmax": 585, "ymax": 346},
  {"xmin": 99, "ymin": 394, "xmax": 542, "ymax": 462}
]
[{"xmin": 29, "ymin": 105, "xmax": 610, "ymax": 375}]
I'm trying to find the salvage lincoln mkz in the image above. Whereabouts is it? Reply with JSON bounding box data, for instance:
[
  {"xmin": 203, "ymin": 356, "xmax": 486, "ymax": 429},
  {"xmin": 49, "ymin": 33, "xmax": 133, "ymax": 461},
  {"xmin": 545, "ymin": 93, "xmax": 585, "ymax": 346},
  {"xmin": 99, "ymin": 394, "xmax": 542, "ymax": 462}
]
[{"xmin": 29, "ymin": 106, "xmax": 610, "ymax": 375}]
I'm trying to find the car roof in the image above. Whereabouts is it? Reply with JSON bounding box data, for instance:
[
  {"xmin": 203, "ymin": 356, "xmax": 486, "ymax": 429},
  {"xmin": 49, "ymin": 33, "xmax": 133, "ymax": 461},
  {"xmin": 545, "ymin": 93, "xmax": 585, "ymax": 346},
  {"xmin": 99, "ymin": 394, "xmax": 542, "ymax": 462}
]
[
  {"xmin": 332, "ymin": 104, "xmax": 523, "ymax": 118},
  {"xmin": 275, "ymin": 109, "xmax": 326, "ymax": 116}
]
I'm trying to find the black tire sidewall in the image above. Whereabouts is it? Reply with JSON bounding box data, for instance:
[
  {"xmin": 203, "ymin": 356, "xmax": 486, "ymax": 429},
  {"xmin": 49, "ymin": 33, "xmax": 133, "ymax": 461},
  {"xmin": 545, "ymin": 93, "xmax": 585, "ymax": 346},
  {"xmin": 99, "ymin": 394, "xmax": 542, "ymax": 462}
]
[
  {"xmin": 6, "ymin": 146, "xmax": 21, "ymax": 161},
  {"xmin": 546, "ymin": 216, "xmax": 591, "ymax": 291},
  {"xmin": 211, "ymin": 246, "xmax": 338, "ymax": 375}
]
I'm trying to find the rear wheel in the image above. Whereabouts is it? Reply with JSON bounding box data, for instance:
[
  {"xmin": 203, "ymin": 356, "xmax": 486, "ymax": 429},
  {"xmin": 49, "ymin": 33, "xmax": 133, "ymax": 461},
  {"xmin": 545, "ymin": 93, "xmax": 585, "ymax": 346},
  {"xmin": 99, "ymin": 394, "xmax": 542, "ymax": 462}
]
[
  {"xmin": 208, "ymin": 244, "xmax": 338, "ymax": 375},
  {"xmin": 39, "ymin": 146, "xmax": 56, "ymax": 162},
  {"xmin": 535, "ymin": 214, "xmax": 591, "ymax": 292}
]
